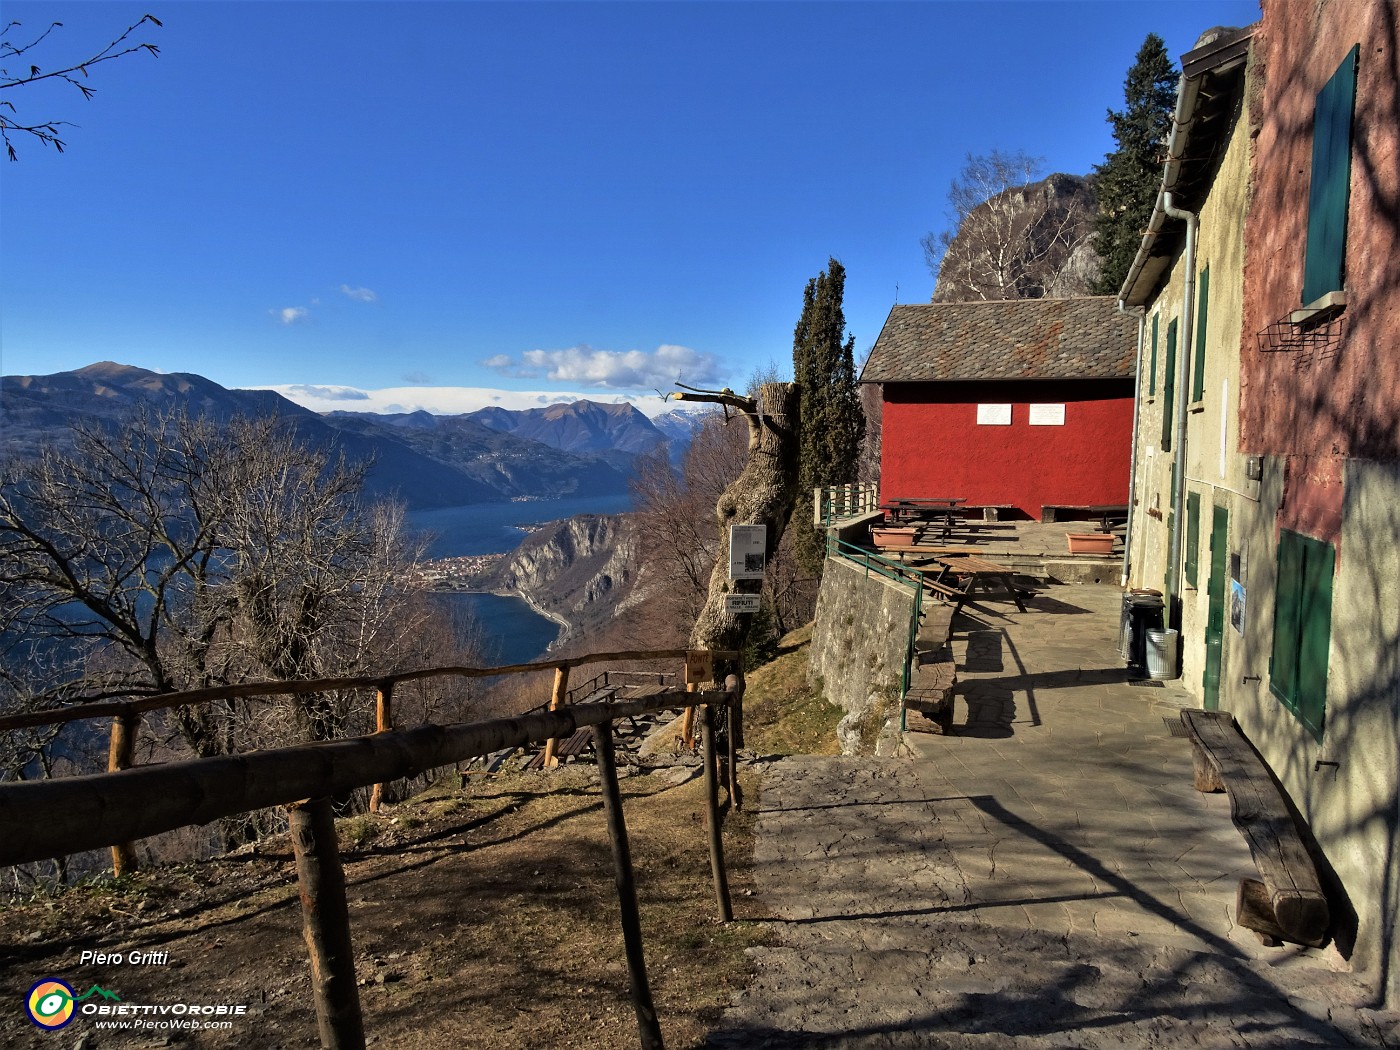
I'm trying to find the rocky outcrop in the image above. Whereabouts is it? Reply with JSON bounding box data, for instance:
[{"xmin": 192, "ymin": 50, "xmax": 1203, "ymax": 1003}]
[{"xmin": 485, "ymin": 514, "xmax": 638, "ymax": 641}]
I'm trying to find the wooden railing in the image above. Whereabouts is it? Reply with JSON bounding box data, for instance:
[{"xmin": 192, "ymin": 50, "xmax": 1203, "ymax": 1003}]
[
  {"xmin": 0, "ymin": 649, "xmax": 743, "ymax": 1050},
  {"xmin": 813, "ymin": 481, "xmax": 880, "ymax": 527}
]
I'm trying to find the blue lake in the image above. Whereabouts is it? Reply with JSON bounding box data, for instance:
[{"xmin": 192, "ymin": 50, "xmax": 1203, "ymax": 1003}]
[
  {"xmin": 408, "ymin": 494, "xmax": 633, "ymax": 664},
  {"xmin": 432, "ymin": 592, "xmax": 563, "ymax": 667},
  {"xmin": 406, "ymin": 493, "xmax": 633, "ymax": 558}
]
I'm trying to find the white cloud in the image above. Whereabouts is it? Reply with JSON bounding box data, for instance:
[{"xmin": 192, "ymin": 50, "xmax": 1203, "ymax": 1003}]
[
  {"xmin": 275, "ymin": 306, "xmax": 310, "ymax": 325},
  {"xmin": 340, "ymin": 284, "xmax": 378, "ymax": 303},
  {"xmin": 254, "ymin": 382, "xmax": 710, "ymax": 419},
  {"xmin": 280, "ymin": 384, "xmax": 370, "ymax": 401},
  {"xmin": 483, "ymin": 343, "xmax": 723, "ymax": 390}
]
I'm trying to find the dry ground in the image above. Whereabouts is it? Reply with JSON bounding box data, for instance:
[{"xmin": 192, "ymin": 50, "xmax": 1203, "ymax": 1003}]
[{"xmin": 0, "ymin": 628, "xmax": 840, "ymax": 1049}]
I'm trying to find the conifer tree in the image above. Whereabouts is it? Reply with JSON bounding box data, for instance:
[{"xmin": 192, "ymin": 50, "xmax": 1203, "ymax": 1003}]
[
  {"xmin": 792, "ymin": 257, "xmax": 865, "ymax": 576},
  {"xmin": 1091, "ymin": 34, "xmax": 1178, "ymax": 295}
]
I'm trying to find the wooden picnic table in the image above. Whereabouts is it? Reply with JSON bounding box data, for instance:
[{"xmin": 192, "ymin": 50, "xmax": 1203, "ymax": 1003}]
[
  {"xmin": 873, "ymin": 544, "xmax": 984, "ymax": 563},
  {"xmin": 1041, "ymin": 503, "xmax": 1129, "ymax": 532},
  {"xmin": 881, "ymin": 498, "xmax": 968, "ymax": 540},
  {"xmin": 881, "ymin": 497, "xmax": 967, "ymax": 521},
  {"xmin": 930, "ymin": 553, "xmax": 1027, "ymax": 612}
]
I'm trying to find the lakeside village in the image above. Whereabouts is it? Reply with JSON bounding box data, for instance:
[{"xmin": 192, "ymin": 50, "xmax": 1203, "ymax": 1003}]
[{"xmin": 410, "ymin": 552, "xmax": 505, "ymax": 591}]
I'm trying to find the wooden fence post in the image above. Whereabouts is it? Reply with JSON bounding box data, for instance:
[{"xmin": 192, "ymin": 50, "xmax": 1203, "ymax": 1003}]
[
  {"xmin": 107, "ymin": 710, "xmax": 138, "ymax": 877},
  {"xmin": 700, "ymin": 704, "xmax": 733, "ymax": 923},
  {"xmin": 288, "ymin": 798, "xmax": 365, "ymax": 1050},
  {"xmin": 368, "ymin": 684, "xmax": 394, "ymax": 813},
  {"xmin": 679, "ymin": 682, "xmax": 697, "ymax": 751},
  {"xmin": 542, "ymin": 665, "xmax": 570, "ymax": 769},
  {"xmin": 724, "ymin": 676, "xmax": 742, "ymax": 813},
  {"xmin": 591, "ymin": 720, "xmax": 665, "ymax": 1050}
]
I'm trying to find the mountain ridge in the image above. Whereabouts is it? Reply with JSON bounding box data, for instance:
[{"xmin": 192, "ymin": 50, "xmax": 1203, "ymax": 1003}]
[{"xmin": 1, "ymin": 362, "xmax": 642, "ymax": 509}]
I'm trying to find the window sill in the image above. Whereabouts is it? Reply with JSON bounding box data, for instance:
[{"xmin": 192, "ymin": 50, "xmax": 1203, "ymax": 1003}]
[
  {"xmin": 1290, "ymin": 290, "xmax": 1348, "ymax": 326},
  {"xmin": 1189, "ymin": 401, "xmax": 1205, "ymax": 414}
]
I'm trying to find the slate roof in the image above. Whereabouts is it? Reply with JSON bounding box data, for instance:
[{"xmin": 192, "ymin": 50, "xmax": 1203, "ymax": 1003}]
[{"xmin": 860, "ymin": 297, "xmax": 1137, "ymax": 383}]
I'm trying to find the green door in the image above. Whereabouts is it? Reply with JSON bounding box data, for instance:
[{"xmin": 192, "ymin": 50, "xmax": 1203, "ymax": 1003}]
[{"xmin": 1203, "ymin": 505, "xmax": 1229, "ymax": 709}]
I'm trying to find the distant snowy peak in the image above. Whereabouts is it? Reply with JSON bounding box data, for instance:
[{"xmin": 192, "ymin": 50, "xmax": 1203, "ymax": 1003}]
[{"xmin": 463, "ymin": 400, "xmax": 668, "ymax": 456}]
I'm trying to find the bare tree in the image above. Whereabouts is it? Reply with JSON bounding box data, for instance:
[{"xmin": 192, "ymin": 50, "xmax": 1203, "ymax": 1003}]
[
  {"xmin": 630, "ymin": 410, "xmax": 747, "ymax": 640},
  {"xmin": 0, "ymin": 408, "xmax": 457, "ymax": 782},
  {"xmin": 0, "ymin": 14, "xmax": 161, "ymax": 160},
  {"xmin": 922, "ymin": 150, "xmax": 1098, "ymax": 302}
]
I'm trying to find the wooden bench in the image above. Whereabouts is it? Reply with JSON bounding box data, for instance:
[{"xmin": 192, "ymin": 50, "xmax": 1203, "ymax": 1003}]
[
  {"xmin": 965, "ymin": 504, "xmax": 1016, "ymax": 521},
  {"xmin": 523, "ymin": 726, "xmax": 594, "ymax": 771},
  {"xmin": 1180, "ymin": 709, "xmax": 1330, "ymax": 947},
  {"xmin": 905, "ymin": 606, "xmax": 958, "ymax": 735},
  {"xmin": 1042, "ymin": 503, "xmax": 1129, "ymax": 531}
]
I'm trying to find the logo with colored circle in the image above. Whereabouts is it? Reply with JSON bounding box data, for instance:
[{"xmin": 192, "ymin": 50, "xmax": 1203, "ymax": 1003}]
[{"xmin": 26, "ymin": 979, "xmax": 76, "ymax": 1030}]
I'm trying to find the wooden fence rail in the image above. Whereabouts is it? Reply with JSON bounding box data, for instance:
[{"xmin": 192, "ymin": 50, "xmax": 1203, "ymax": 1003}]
[
  {"xmin": 0, "ymin": 685, "xmax": 733, "ymax": 867},
  {"xmin": 0, "ymin": 647, "xmax": 738, "ymax": 873},
  {"xmin": 0, "ymin": 672, "xmax": 743, "ymax": 1050}
]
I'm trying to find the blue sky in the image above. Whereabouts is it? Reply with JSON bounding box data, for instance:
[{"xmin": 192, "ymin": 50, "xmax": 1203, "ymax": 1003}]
[{"xmin": 1, "ymin": 0, "xmax": 1261, "ymax": 416}]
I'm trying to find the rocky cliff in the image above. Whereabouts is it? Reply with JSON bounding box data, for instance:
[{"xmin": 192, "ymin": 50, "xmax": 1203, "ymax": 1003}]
[{"xmin": 485, "ymin": 514, "xmax": 639, "ymax": 641}]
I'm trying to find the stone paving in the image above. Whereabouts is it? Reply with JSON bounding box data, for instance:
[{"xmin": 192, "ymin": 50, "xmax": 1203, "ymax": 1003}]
[{"xmin": 708, "ymin": 584, "xmax": 1400, "ymax": 1049}]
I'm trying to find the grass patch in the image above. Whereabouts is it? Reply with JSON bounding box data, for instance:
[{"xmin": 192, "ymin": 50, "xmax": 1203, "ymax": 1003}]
[{"xmin": 742, "ymin": 624, "xmax": 843, "ymax": 756}]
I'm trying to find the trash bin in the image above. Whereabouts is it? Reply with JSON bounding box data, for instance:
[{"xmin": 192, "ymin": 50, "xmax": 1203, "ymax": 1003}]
[
  {"xmin": 1123, "ymin": 590, "xmax": 1165, "ymax": 675},
  {"xmin": 1145, "ymin": 628, "xmax": 1179, "ymax": 680}
]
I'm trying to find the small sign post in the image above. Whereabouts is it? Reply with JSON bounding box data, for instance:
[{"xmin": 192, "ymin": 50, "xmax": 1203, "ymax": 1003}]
[
  {"xmin": 723, "ymin": 594, "xmax": 762, "ymax": 615},
  {"xmin": 728, "ymin": 525, "xmax": 767, "ymax": 580},
  {"xmin": 685, "ymin": 650, "xmax": 714, "ymax": 685}
]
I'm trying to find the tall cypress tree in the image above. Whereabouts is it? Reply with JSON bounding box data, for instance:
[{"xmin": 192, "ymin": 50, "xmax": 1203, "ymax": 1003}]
[
  {"xmin": 792, "ymin": 257, "xmax": 865, "ymax": 576},
  {"xmin": 1091, "ymin": 34, "xmax": 1178, "ymax": 295}
]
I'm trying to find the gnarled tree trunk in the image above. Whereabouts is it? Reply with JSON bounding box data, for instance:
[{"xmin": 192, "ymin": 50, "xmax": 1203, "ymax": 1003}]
[{"xmin": 686, "ymin": 382, "xmax": 801, "ymax": 678}]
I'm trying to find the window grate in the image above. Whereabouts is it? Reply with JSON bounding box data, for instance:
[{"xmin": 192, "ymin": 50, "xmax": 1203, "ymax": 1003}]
[{"xmin": 1255, "ymin": 314, "xmax": 1346, "ymax": 370}]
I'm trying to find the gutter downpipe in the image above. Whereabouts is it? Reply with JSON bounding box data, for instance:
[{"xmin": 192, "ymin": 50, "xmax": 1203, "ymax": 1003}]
[
  {"xmin": 1117, "ymin": 302, "xmax": 1146, "ymax": 587},
  {"xmin": 1162, "ymin": 188, "xmax": 1197, "ymax": 632}
]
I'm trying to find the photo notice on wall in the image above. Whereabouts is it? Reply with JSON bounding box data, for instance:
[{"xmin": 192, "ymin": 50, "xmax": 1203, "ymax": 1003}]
[
  {"xmin": 1028, "ymin": 403, "xmax": 1066, "ymax": 426},
  {"xmin": 976, "ymin": 403, "xmax": 1012, "ymax": 425}
]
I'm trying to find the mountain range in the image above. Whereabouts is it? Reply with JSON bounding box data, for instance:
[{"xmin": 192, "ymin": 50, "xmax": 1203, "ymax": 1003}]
[{"xmin": 1, "ymin": 362, "xmax": 693, "ymax": 509}]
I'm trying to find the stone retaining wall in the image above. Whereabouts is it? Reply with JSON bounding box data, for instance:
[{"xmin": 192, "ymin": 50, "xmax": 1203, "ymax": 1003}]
[{"xmin": 808, "ymin": 555, "xmax": 915, "ymax": 757}]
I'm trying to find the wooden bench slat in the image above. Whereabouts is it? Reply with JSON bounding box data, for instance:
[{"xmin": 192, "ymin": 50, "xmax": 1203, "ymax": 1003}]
[{"xmin": 1180, "ymin": 710, "xmax": 1329, "ymax": 947}]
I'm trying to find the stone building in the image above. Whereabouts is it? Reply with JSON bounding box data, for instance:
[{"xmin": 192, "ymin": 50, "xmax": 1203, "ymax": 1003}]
[{"xmin": 1120, "ymin": 2, "xmax": 1400, "ymax": 1006}]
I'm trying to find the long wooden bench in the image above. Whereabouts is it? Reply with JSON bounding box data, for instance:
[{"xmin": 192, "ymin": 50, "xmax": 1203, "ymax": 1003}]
[
  {"xmin": 905, "ymin": 606, "xmax": 958, "ymax": 735},
  {"xmin": 1180, "ymin": 709, "xmax": 1330, "ymax": 947}
]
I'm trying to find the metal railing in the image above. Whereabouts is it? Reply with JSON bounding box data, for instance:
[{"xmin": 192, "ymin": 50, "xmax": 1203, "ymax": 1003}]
[
  {"xmin": 813, "ymin": 481, "xmax": 880, "ymax": 527},
  {"xmin": 825, "ymin": 535, "xmax": 925, "ymax": 695}
]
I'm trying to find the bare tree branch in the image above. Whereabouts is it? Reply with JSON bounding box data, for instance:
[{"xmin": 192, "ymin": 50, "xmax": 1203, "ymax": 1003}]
[{"xmin": 0, "ymin": 14, "xmax": 161, "ymax": 160}]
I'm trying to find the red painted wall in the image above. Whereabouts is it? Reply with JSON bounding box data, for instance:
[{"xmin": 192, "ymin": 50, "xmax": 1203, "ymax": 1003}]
[
  {"xmin": 880, "ymin": 379, "xmax": 1135, "ymax": 518},
  {"xmin": 1243, "ymin": 0, "xmax": 1394, "ymax": 464},
  {"xmin": 1239, "ymin": 0, "xmax": 1400, "ymax": 549}
]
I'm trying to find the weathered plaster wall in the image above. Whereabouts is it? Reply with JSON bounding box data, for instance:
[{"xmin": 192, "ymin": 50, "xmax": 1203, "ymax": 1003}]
[
  {"xmin": 1228, "ymin": 0, "xmax": 1400, "ymax": 1005},
  {"xmin": 1126, "ymin": 82, "xmax": 1254, "ymax": 697},
  {"xmin": 808, "ymin": 556, "xmax": 914, "ymax": 757},
  {"xmin": 882, "ymin": 378, "xmax": 1134, "ymax": 518},
  {"xmin": 1230, "ymin": 459, "xmax": 1400, "ymax": 1005},
  {"xmin": 1239, "ymin": 0, "xmax": 1400, "ymax": 485}
]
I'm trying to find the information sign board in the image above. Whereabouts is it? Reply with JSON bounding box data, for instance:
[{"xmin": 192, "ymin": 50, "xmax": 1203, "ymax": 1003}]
[{"xmin": 728, "ymin": 524, "xmax": 767, "ymax": 580}]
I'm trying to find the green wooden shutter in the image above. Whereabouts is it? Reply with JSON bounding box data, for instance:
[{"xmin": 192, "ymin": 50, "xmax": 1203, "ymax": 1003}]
[
  {"xmin": 1185, "ymin": 492, "xmax": 1201, "ymax": 587},
  {"xmin": 1148, "ymin": 313, "xmax": 1159, "ymax": 397},
  {"xmin": 1270, "ymin": 531, "xmax": 1304, "ymax": 706},
  {"xmin": 1296, "ymin": 537, "xmax": 1335, "ymax": 740},
  {"xmin": 1161, "ymin": 319, "xmax": 1177, "ymax": 451},
  {"xmin": 1302, "ymin": 45, "xmax": 1359, "ymax": 304},
  {"xmin": 1270, "ymin": 529, "xmax": 1335, "ymax": 741},
  {"xmin": 1192, "ymin": 266, "xmax": 1210, "ymax": 402}
]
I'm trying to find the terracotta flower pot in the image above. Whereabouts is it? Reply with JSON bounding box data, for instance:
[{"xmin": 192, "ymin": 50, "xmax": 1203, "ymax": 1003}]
[{"xmin": 1066, "ymin": 532, "xmax": 1115, "ymax": 555}]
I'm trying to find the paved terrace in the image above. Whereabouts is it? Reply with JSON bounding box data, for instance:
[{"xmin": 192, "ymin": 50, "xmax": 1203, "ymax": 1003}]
[{"xmin": 708, "ymin": 584, "xmax": 1398, "ymax": 1049}]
